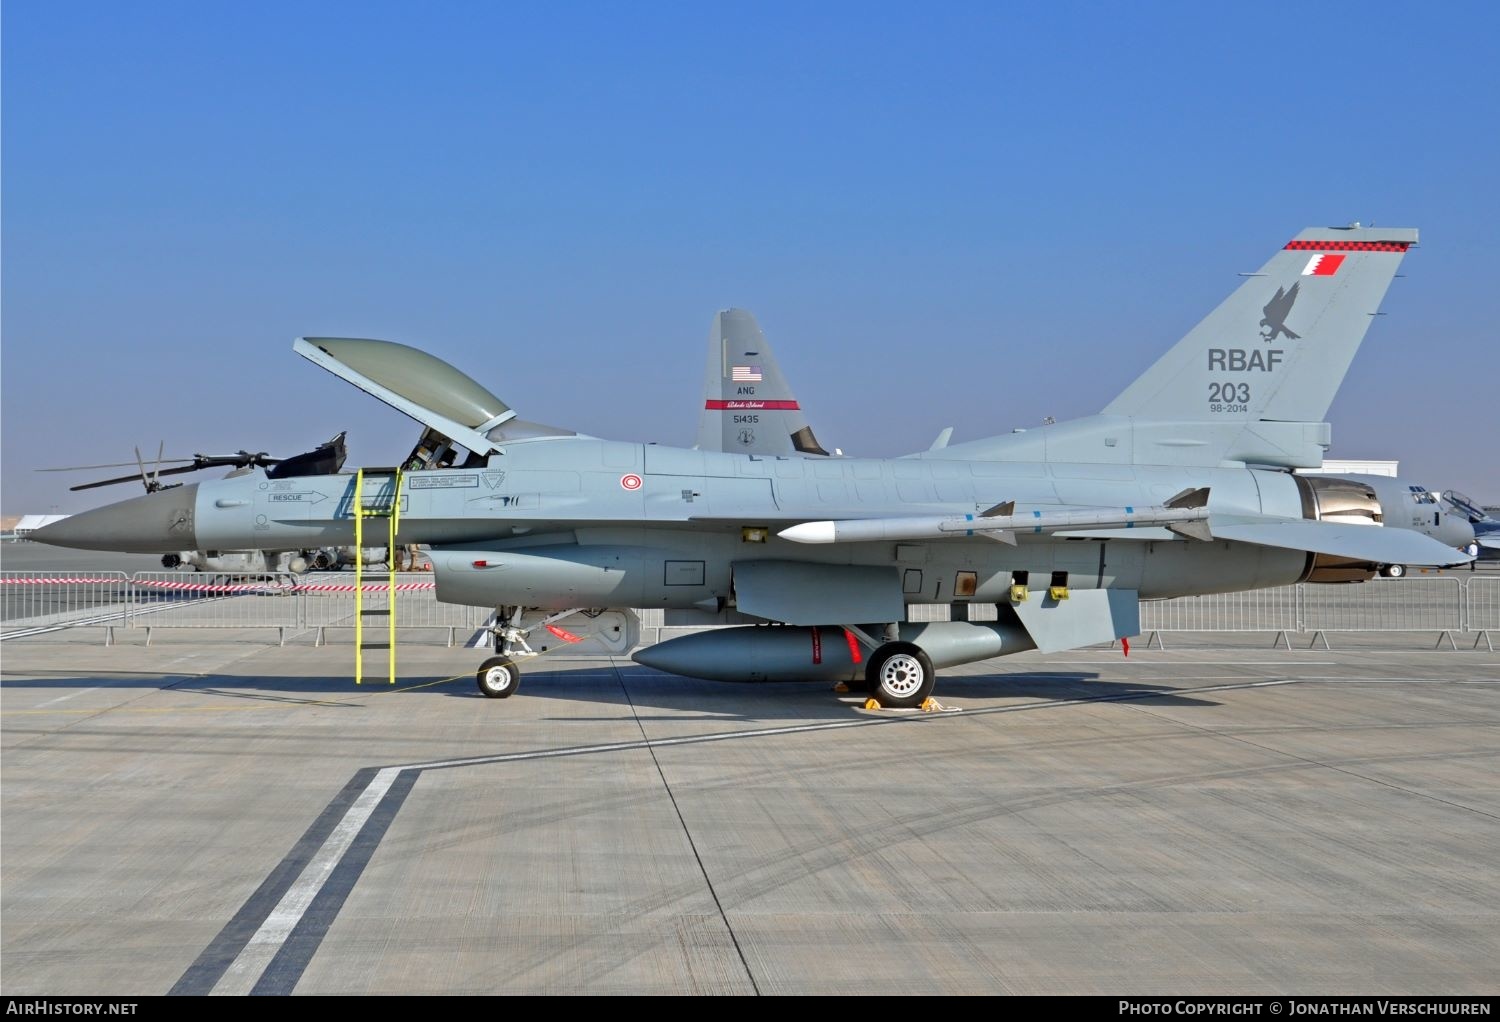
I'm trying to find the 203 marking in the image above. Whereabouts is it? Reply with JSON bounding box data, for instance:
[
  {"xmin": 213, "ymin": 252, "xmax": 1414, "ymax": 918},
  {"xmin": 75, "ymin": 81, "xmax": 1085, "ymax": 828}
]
[{"xmin": 1209, "ymin": 381, "xmax": 1250, "ymax": 406}]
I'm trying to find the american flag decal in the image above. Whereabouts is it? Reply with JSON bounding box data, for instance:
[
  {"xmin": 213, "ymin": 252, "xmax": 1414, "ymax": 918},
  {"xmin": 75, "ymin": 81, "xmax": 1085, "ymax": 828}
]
[{"xmin": 731, "ymin": 365, "xmax": 763, "ymax": 382}]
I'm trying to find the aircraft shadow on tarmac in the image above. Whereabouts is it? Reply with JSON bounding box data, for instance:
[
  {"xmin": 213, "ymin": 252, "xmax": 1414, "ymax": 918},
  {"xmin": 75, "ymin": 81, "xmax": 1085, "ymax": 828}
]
[
  {"xmin": 1, "ymin": 665, "xmax": 1223, "ymax": 720},
  {"xmin": 553, "ymin": 667, "xmax": 1224, "ymax": 721}
]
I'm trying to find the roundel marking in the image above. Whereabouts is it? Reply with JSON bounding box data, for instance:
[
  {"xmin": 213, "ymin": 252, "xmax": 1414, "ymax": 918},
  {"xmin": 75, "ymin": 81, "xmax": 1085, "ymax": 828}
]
[{"xmin": 620, "ymin": 474, "xmax": 643, "ymax": 491}]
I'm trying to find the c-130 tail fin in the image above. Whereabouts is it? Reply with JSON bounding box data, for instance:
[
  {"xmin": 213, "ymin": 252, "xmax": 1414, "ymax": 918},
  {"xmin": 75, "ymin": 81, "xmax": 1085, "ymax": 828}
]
[{"xmin": 696, "ymin": 309, "xmax": 830, "ymax": 457}]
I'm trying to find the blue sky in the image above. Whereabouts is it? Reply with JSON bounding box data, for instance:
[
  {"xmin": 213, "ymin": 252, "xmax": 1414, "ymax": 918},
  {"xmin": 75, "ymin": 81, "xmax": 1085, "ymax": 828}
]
[{"xmin": 4, "ymin": 1, "xmax": 1497, "ymax": 512}]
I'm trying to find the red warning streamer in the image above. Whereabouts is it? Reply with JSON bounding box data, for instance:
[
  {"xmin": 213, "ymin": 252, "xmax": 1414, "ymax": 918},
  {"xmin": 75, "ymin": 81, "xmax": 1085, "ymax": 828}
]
[
  {"xmin": 843, "ymin": 628, "xmax": 863, "ymax": 665},
  {"xmin": 545, "ymin": 623, "xmax": 584, "ymax": 644}
]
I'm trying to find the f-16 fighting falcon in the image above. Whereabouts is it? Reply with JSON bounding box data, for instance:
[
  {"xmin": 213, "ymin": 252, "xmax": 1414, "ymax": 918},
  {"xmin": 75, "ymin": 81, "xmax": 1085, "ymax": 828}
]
[{"xmin": 35, "ymin": 226, "xmax": 1474, "ymax": 708}]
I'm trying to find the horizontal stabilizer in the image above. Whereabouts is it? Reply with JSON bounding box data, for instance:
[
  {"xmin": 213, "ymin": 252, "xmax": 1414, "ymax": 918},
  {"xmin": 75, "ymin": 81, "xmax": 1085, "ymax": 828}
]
[{"xmin": 1212, "ymin": 517, "xmax": 1471, "ymax": 566}]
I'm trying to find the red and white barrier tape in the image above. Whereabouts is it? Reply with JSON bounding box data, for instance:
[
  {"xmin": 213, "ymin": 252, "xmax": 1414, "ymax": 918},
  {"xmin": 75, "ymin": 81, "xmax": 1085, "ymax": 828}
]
[
  {"xmin": 2, "ymin": 577, "xmax": 437, "ymax": 594},
  {"xmin": 290, "ymin": 582, "xmax": 437, "ymax": 592},
  {"xmin": 0, "ymin": 577, "xmax": 129, "ymax": 585},
  {"xmin": 128, "ymin": 579, "xmax": 289, "ymax": 593}
]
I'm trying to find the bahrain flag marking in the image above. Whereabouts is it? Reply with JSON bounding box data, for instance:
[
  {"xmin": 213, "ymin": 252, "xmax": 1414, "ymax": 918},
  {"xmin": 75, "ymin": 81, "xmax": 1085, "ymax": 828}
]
[{"xmin": 1301, "ymin": 253, "xmax": 1346, "ymax": 277}]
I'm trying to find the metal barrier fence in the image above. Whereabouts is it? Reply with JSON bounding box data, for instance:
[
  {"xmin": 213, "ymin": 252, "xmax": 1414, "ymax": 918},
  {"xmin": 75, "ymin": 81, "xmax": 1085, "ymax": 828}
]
[
  {"xmin": 1, "ymin": 571, "xmax": 1496, "ymax": 649},
  {"xmin": 904, "ymin": 578, "xmax": 1490, "ymax": 651},
  {"xmin": 297, "ymin": 576, "xmax": 479, "ymax": 646},
  {"xmin": 0, "ymin": 571, "xmax": 133, "ymax": 641},
  {"xmin": 0, "ymin": 571, "xmax": 471, "ymax": 646},
  {"xmin": 1139, "ymin": 586, "xmax": 1299, "ymax": 636},
  {"xmin": 1468, "ymin": 577, "xmax": 1499, "ymax": 651},
  {"xmin": 1300, "ymin": 576, "xmax": 1464, "ymax": 640},
  {"xmin": 128, "ymin": 572, "xmax": 302, "ymax": 643}
]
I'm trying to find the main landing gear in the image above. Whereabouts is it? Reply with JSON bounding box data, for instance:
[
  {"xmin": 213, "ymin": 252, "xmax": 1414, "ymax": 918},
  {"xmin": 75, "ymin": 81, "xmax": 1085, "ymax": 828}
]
[
  {"xmin": 865, "ymin": 642, "xmax": 936, "ymax": 709},
  {"xmin": 845, "ymin": 624, "xmax": 941, "ymax": 711}
]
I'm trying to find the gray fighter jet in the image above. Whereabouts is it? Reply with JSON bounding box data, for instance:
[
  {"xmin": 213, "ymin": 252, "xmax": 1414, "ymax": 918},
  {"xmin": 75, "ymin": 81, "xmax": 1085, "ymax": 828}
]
[{"xmin": 35, "ymin": 226, "xmax": 1475, "ymax": 708}]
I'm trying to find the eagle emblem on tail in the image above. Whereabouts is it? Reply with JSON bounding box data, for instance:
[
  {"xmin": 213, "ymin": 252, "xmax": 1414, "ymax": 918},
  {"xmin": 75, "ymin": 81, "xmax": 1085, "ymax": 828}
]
[{"xmin": 1259, "ymin": 283, "xmax": 1301, "ymax": 342}]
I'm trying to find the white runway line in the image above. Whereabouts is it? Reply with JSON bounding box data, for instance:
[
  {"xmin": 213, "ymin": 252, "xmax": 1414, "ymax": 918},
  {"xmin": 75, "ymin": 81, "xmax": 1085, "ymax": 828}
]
[
  {"xmin": 211, "ymin": 767, "xmax": 401, "ymax": 996},
  {"xmin": 34, "ymin": 688, "xmax": 98, "ymax": 708}
]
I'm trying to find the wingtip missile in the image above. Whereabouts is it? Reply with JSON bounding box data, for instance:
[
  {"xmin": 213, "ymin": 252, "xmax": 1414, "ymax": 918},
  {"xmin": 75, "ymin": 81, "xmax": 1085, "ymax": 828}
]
[
  {"xmin": 778, "ymin": 521, "xmax": 838, "ymax": 544},
  {"xmin": 781, "ymin": 500, "xmax": 1212, "ymax": 545}
]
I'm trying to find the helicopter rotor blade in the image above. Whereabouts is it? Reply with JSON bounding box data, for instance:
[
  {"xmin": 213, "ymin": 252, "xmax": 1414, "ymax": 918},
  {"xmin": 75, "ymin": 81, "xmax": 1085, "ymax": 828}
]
[
  {"xmin": 48, "ymin": 443, "xmax": 288, "ymax": 490},
  {"xmin": 37, "ymin": 459, "xmax": 195, "ymax": 472},
  {"xmin": 67, "ymin": 463, "xmax": 211, "ymax": 492}
]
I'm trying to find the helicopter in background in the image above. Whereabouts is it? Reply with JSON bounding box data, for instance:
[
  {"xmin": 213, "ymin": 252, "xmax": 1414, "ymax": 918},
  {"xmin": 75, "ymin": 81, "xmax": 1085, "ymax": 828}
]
[{"xmin": 37, "ymin": 432, "xmax": 407, "ymax": 573}]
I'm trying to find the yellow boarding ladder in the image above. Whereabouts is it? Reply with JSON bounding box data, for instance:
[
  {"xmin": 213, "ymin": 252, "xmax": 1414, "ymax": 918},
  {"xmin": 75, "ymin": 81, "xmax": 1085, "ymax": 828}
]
[{"xmin": 353, "ymin": 467, "xmax": 403, "ymax": 684}]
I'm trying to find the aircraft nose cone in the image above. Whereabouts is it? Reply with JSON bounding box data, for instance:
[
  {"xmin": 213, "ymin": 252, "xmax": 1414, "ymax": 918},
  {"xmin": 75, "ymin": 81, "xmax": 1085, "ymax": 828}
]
[
  {"xmin": 32, "ymin": 485, "xmax": 199, "ymax": 553},
  {"xmin": 1442, "ymin": 516, "xmax": 1476, "ymax": 553}
]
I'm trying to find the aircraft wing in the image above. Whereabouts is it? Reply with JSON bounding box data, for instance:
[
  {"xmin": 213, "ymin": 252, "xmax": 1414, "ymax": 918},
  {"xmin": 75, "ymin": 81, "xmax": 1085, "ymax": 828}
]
[
  {"xmin": 769, "ymin": 499, "xmax": 1470, "ymax": 568},
  {"xmin": 1208, "ymin": 516, "xmax": 1472, "ymax": 566},
  {"xmin": 1005, "ymin": 515, "xmax": 1472, "ymax": 565}
]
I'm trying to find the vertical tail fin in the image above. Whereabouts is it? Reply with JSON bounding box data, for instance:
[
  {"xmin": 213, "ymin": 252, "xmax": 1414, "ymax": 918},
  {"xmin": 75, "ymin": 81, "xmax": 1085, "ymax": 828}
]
[
  {"xmin": 696, "ymin": 309, "xmax": 830, "ymax": 456},
  {"xmin": 1103, "ymin": 226, "xmax": 1417, "ymax": 422}
]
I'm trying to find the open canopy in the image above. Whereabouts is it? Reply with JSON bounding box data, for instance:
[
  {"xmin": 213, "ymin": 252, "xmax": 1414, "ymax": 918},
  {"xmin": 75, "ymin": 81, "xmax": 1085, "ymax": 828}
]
[{"xmin": 294, "ymin": 337, "xmax": 514, "ymax": 454}]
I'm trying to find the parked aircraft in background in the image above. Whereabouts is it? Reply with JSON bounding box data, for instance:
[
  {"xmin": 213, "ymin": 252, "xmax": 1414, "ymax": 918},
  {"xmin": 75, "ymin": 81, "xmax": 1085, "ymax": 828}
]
[
  {"xmin": 36, "ymin": 226, "xmax": 1474, "ymax": 708},
  {"xmin": 1442, "ymin": 490, "xmax": 1499, "ymax": 564},
  {"xmin": 696, "ymin": 309, "xmax": 831, "ymax": 458}
]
